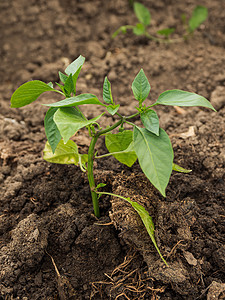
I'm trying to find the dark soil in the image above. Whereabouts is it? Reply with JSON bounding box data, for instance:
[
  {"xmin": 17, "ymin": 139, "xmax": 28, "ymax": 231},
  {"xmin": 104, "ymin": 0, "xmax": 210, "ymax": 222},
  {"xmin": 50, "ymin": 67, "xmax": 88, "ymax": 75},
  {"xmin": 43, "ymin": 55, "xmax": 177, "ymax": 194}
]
[{"xmin": 1, "ymin": 0, "xmax": 225, "ymax": 299}]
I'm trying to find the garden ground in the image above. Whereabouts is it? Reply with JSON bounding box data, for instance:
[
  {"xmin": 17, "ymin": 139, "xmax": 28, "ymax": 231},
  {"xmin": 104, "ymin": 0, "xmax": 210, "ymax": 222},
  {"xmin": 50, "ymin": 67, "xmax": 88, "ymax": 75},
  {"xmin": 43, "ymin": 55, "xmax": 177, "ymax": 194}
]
[{"xmin": 0, "ymin": 0, "xmax": 225, "ymax": 299}]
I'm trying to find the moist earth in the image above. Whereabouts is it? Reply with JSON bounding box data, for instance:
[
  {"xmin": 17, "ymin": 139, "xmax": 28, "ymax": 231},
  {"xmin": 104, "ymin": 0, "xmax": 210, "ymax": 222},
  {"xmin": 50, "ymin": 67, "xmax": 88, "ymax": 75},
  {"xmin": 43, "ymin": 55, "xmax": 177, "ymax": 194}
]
[{"xmin": 0, "ymin": 0, "xmax": 225, "ymax": 299}]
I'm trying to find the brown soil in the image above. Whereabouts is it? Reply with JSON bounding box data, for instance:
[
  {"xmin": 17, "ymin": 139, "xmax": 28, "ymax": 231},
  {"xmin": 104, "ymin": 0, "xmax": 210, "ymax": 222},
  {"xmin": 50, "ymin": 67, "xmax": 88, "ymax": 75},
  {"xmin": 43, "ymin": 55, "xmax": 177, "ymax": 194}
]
[{"xmin": 0, "ymin": 0, "xmax": 225, "ymax": 299}]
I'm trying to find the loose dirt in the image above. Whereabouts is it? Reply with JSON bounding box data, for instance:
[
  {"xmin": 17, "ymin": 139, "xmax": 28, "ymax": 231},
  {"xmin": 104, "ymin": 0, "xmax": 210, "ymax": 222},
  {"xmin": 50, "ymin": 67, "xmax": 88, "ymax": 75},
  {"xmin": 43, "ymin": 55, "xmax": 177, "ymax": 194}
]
[{"xmin": 0, "ymin": 0, "xmax": 225, "ymax": 299}]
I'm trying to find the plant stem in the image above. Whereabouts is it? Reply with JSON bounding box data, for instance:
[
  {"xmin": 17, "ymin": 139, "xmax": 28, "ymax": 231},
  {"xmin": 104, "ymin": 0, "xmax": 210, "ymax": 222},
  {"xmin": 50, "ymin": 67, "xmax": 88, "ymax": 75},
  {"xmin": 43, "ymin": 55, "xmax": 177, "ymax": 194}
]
[
  {"xmin": 87, "ymin": 136, "xmax": 99, "ymax": 217},
  {"xmin": 87, "ymin": 118, "xmax": 124, "ymax": 218}
]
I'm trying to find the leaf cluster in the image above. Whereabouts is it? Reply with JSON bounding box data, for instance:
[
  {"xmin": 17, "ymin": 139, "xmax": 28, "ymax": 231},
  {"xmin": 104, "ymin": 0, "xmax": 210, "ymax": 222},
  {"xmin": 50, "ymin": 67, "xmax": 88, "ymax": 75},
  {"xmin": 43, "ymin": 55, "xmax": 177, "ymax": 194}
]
[
  {"xmin": 10, "ymin": 56, "xmax": 215, "ymax": 264},
  {"xmin": 113, "ymin": 2, "xmax": 208, "ymax": 42}
]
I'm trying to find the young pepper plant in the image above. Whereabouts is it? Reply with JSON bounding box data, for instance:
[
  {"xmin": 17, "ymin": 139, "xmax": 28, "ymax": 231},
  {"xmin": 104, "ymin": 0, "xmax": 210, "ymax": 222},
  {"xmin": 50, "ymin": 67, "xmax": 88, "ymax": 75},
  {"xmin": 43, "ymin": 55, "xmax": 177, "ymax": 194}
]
[
  {"xmin": 113, "ymin": 2, "xmax": 208, "ymax": 42},
  {"xmin": 11, "ymin": 55, "xmax": 215, "ymax": 264}
]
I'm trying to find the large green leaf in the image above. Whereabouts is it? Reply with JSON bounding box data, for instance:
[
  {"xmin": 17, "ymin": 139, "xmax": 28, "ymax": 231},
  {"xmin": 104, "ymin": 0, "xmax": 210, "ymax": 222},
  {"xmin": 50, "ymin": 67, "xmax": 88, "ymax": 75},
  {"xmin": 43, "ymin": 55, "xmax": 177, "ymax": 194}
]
[
  {"xmin": 155, "ymin": 89, "xmax": 216, "ymax": 111},
  {"xmin": 141, "ymin": 109, "xmax": 159, "ymax": 136},
  {"xmin": 43, "ymin": 140, "xmax": 79, "ymax": 165},
  {"xmin": 132, "ymin": 69, "xmax": 150, "ymax": 104},
  {"xmin": 65, "ymin": 55, "xmax": 85, "ymax": 95},
  {"xmin": 134, "ymin": 2, "xmax": 151, "ymax": 26},
  {"xmin": 125, "ymin": 197, "xmax": 167, "ymax": 265},
  {"xmin": 188, "ymin": 6, "xmax": 208, "ymax": 32},
  {"xmin": 11, "ymin": 80, "xmax": 56, "ymax": 108},
  {"xmin": 54, "ymin": 107, "xmax": 104, "ymax": 143},
  {"xmin": 133, "ymin": 127, "xmax": 173, "ymax": 196},
  {"xmin": 103, "ymin": 76, "xmax": 113, "ymax": 104},
  {"xmin": 43, "ymin": 93, "xmax": 105, "ymax": 107},
  {"xmin": 105, "ymin": 130, "xmax": 137, "ymax": 167},
  {"xmin": 44, "ymin": 108, "xmax": 61, "ymax": 153}
]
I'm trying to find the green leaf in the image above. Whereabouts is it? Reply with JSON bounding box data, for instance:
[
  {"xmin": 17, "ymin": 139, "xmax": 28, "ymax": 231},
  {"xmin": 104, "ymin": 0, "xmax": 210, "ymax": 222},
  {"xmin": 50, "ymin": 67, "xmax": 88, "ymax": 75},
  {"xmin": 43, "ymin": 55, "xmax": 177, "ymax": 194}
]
[
  {"xmin": 141, "ymin": 109, "xmax": 159, "ymax": 136},
  {"xmin": 132, "ymin": 69, "xmax": 150, "ymax": 104},
  {"xmin": 188, "ymin": 6, "xmax": 208, "ymax": 32},
  {"xmin": 125, "ymin": 197, "xmax": 167, "ymax": 265},
  {"xmin": 134, "ymin": 2, "xmax": 151, "ymax": 26},
  {"xmin": 44, "ymin": 108, "xmax": 62, "ymax": 153},
  {"xmin": 65, "ymin": 55, "xmax": 85, "ymax": 76},
  {"xmin": 112, "ymin": 26, "xmax": 128, "ymax": 38},
  {"xmin": 65, "ymin": 55, "xmax": 85, "ymax": 95},
  {"xmin": 63, "ymin": 74, "xmax": 74, "ymax": 97},
  {"xmin": 58, "ymin": 71, "xmax": 68, "ymax": 84},
  {"xmin": 95, "ymin": 183, "xmax": 107, "ymax": 190},
  {"xmin": 11, "ymin": 80, "xmax": 56, "ymax": 108},
  {"xmin": 133, "ymin": 127, "xmax": 173, "ymax": 196},
  {"xmin": 43, "ymin": 93, "xmax": 105, "ymax": 108},
  {"xmin": 155, "ymin": 89, "xmax": 216, "ymax": 111},
  {"xmin": 54, "ymin": 107, "xmax": 104, "ymax": 143},
  {"xmin": 173, "ymin": 163, "xmax": 192, "ymax": 173},
  {"xmin": 157, "ymin": 28, "xmax": 175, "ymax": 37},
  {"xmin": 103, "ymin": 77, "xmax": 113, "ymax": 104},
  {"xmin": 105, "ymin": 130, "xmax": 137, "ymax": 167},
  {"xmin": 47, "ymin": 82, "xmax": 54, "ymax": 88},
  {"xmin": 43, "ymin": 140, "xmax": 80, "ymax": 165},
  {"xmin": 133, "ymin": 23, "xmax": 146, "ymax": 35},
  {"xmin": 106, "ymin": 104, "xmax": 120, "ymax": 116}
]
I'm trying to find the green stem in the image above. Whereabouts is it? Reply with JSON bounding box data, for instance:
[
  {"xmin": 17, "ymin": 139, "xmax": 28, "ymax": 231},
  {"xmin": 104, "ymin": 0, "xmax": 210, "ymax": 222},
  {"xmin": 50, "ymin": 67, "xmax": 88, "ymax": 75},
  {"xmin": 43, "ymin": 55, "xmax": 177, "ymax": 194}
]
[
  {"xmin": 88, "ymin": 136, "xmax": 99, "ymax": 217},
  {"xmin": 87, "ymin": 118, "xmax": 124, "ymax": 218}
]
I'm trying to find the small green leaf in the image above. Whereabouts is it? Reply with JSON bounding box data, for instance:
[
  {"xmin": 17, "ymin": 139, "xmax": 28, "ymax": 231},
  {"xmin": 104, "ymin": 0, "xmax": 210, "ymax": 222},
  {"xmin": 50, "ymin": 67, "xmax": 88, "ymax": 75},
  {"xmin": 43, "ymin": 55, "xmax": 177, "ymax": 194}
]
[
  {"xmin": 125, "ymin": 197, "xmax": 167, "ymax": 265},
  {"xmin": 103, "ymin": 77, "xmax": 113, "ymax": 104},
  {"xmin": 63, "ymin": 74, "xmax": 74, "ymax": 97},
  {"xmin": 112, "ymin": 26, "xmax": 128, "ymax": 38},
  {"xmin": 65, "ymin": 55, "xmax": 85, "ymax": 76},
  {"xmin": 44, "ymin": 108, "xmax": 61, "ymax": 153},
  {"xmin": 157, "ymin": 28, "xmax": 175, "ymax": 37},
  {"xmin": 133, "ymin": 127, "xmax": 174, "ymax": 196},
  {"xmin": 134, "ymin": 2, "xmax": 151, "ymax": 26},
  {"xmin": 11, "ymin": 80, "xmax": 56, "ymax": 108},
  {"xmin": 155, "ymin": 89, "xmax": 216, "ymax": 111},
  {"xmin": 188, "ymin": 6, "xmax": 208, "ymax": 32},
  {"xmin": 47, "ymin": 82, "xmax": 54, "ymax": 88},
  {"xmin": 105, "ymin": 130, "xmax": 137, "ymax": 167},
  {"xmin": 43, "ymin": 93, "xmax": 105, "ymax": 107},
  {"xmin": 106, "ymin": 104, "xmax": 120, "ymax": 116},
  {"xmin": 54, "ymin": 107, "xmax": 104, "ymax": 143},
  {"xmin": 173, "ymin": 163, "xmax": 192, "ymax": 173},
  {"xmin": 132, "ymin": 69, "xmax": 150, "ymax": 104},
  {"xmin": 133, "ymin": 23, "xmax": 146, "ymax": 35},
  {"xmin": 43, "ymin": 140, "xmax": 80, "ymax": 165},
  {"xmin": 141, "ymin": 109, "xmax": 159, "ymax": 136},
  {"xmin": 96, "ymin": 183, "xmax": 107, "ymax": 190},
  {"xmin": 58, "ymin": 72, "xmax": 68, "ymax": 84},
  {"xmin": 65, "ymin": 55, "xmax": 85, "ymax": 95}
]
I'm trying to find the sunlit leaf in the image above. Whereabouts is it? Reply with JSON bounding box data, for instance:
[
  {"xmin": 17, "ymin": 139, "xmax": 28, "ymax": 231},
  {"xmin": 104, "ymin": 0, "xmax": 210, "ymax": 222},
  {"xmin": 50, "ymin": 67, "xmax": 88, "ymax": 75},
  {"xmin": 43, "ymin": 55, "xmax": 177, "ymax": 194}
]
[
  {"xmin": 132, "ymin": 69, "xmax": 150, "ymax": 104},
  {"xmin": 105, "ymin": 130, "xmax": 137, "ymax": 167},
  {"xmin": 43, "ymin": 93, "xmax": 105, "ymax": 107},
  {"xmin": 155, "ymin": 89, "xmax": 216, "ymax": 111},
  {"xmin": 141, "ymin": 109, "xmax": 159, "ymax": 136},
  {"xmin": 11, "ymin": 80, "xmax": 56, "ymax": 108},
  {"xmin": 133, "ymin": 127, "xmax": 173, "ymax": 196},
  {"xmin": 54, "ymin": 107, "xmax": 104, "ymax": 143}
]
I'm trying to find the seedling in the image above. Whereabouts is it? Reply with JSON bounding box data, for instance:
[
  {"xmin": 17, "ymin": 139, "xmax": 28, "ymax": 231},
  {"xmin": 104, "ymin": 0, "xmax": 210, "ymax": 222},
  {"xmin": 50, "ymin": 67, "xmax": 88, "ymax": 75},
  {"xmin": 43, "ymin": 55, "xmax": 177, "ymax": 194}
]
[
  {"xmin": 11, "ymin": 56, "xmax": 215, "ymax": 264},
  {"xmin": 113, "ymin": 2, "xmax": 208, "ymax": 42}
]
